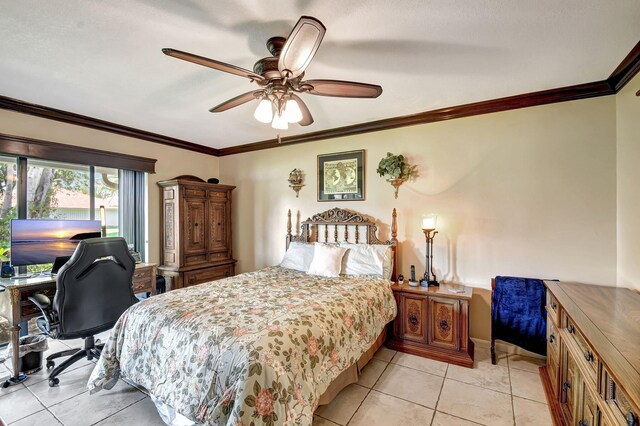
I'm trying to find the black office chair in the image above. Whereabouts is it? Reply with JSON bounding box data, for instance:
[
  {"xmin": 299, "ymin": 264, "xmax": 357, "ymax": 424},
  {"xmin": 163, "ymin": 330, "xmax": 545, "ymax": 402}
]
[{"xmin": 29, "ymin": 237, "xmax": 137, "ymax": 387}]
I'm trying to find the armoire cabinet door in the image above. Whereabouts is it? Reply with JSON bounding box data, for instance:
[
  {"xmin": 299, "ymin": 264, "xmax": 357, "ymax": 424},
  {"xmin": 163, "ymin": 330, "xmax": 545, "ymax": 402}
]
[
  {"xmin": 208, "ymin": 201, "xmax": 228, "ymax": 253},
  {"xmin": 428, "ymin": 297, "xmax": 460, "ymax": 350},
  {"xmin": 183, "ymin": 197, "xmax": 207, "ymax": 255}
]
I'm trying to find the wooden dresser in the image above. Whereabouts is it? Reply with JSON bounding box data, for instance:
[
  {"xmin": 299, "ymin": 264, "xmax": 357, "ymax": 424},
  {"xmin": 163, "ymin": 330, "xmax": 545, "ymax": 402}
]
[
  {"xmin": 157, "ymin": 177, "xmax": 236, "ymax": 290},
  {"xmin": 541, "ymin": 281, "xmax": 640, "ymax": 426},
  {"xmin": 387, "ymin": 283, "xmax": 474, "ymax": 367}
]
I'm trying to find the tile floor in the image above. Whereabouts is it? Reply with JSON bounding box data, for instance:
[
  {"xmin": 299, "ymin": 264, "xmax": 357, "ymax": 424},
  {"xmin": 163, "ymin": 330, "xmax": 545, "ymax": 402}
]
[{"xmin": 0, "ymin": 337, "xmax": 552, "ymax": 426}]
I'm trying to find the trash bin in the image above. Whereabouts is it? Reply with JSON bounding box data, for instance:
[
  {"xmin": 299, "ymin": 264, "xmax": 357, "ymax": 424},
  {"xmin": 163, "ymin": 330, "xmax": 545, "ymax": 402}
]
[{"xmin": 17, "ymin": 335, "xmax": 48, "ymax": 374}]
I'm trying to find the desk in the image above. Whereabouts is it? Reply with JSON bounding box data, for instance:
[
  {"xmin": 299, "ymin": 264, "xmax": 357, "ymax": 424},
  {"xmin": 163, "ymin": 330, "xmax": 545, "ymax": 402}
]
[{"xmin": 0, "ymin": 262, "xmax": 156, "ymax": 384}]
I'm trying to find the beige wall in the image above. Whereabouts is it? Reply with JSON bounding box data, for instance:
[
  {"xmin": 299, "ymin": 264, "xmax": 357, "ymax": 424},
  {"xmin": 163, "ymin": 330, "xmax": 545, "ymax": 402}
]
[
  {"xmin": 0, "ymin": 109, "xmax": 219, "ymax": 264},
  {"xmin": 616, "ymin": 72, "xmax": 640, "ymax": 291},
  {"xmin": 220, "ymin": 96, "xmax": 618, "ymax": 340}
]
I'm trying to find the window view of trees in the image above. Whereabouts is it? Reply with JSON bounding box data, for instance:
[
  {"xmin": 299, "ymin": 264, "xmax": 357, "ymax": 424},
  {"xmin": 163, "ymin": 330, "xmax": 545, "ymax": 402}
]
[
  {"xmin": 0, "ymin": 157, "xmax": 119, "ymax": 268},
  {"xmin": 0, "ymin": 156, "xmax": 17, "ymax": 260}
]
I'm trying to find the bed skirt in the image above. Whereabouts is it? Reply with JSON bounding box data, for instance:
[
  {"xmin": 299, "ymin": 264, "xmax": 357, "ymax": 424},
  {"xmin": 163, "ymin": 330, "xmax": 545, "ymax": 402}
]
[{"xmin": 317, "ymin": 326, "xmax": 388, "ymax": 406}]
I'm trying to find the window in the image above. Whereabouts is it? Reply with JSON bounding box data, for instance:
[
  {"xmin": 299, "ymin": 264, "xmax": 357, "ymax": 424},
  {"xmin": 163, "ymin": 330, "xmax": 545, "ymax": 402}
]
[
  {"xmin": 0, "ymin": 156, "xmax": 18, "ymax": 260},
  {"xmin": 95, "ymin": 167, "xmax": 119, "ymax": 237},
  {"xmin": 27, "ymin": 159, "xmax": 91, "ymax": 219},
  {"xmin": 0, "ymin": 157, "xmax": 126, "ymax": 270}
]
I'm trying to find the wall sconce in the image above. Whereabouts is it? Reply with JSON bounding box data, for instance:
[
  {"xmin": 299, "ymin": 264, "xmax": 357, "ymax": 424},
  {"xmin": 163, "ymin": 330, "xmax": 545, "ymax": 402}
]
[
  {"xmin": 288, "ymin": 168, "xmax": 305, "ymax": 198},
  {"xmin": 100, "ymin": 205, "xmax": 107, "ymax": 237},
  {"xmin": 421, "ymin": 214, "xmax": 439, "ymax": 287}
]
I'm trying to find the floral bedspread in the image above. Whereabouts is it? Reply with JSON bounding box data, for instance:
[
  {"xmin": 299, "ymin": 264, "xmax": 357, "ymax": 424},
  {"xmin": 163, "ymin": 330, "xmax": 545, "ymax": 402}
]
[{"xmin": 87, "ymin": 266, "xmax": 397, "ymax": 425}]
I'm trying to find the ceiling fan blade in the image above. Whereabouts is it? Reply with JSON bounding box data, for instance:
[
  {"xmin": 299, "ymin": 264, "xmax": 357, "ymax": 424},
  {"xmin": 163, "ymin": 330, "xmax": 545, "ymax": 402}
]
[
  {"xmin": 304, "ymin": 79, "xmax": 383, "ymax": 98},
  {"xmin": 209, "ymin": 90, "xmax": 262, "ymax": 113},
  {"xmin": 290, "ymin": 94, "xmax": 314, "ymax": 126},
  {"xmin": 162, "ymin": 48, "xmax": 265, "ymax": 82},
  {"xmin": 278, "ymin": 16, "xmax": 326, "ymax": 79}
]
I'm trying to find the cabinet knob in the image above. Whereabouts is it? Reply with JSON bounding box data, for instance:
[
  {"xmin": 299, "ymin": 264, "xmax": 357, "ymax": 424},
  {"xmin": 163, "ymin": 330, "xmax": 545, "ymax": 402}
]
[
  {"xmin": 584, "ymin": 351, "xmax": 593, "ymax": 362},
  {"xmin": 626, "ymin": 411, "xmax": 637, "ymax": 426},
  {"xmin": 567, "ymin": 324, "xmax": 575, "ymax": 334},
  {"xmin": 563, "ymin": 381, "xmax": 571, "ymax": 392},
  {"xmin": 224, "ymin": 271, "xmax": 230, "ymax": 276},
  {"xmin": 408, "ymin": 313, "xmax": 419, "ymax": 326},
  {"xmin": 550, "ymin": 302, "xmax": 557, "ymax": 310},
  {"xmin": 549, "ymin": 334, "xmax": 555, "ymax": 343},
  {"xmin": 578, "ymin": 421, "xmax": 589, "ymax": 426}
]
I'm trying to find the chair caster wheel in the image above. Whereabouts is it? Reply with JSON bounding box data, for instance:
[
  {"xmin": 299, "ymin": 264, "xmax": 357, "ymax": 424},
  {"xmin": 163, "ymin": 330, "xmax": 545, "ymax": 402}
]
[
  {"xmin": 48, "ymin": 378, "xmax": 59, "ymax": 387},
  {"xmin": 46, "ymin": 360, "xmax": 55, "ymax": 370}
]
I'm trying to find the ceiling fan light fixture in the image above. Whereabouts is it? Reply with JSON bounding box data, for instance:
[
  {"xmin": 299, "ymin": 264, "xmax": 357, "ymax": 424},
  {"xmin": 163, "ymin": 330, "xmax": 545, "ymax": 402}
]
[
  {"xmin": 285, "ymin": 97, "xmax": 303, "ymax": 123},
  {"xmin": 254, "ymin": 98, "xmax": 273, "ymax": 123},
  {"xmin": 271, "ymin": 112, "xmax": 289, "ymax": 130}
]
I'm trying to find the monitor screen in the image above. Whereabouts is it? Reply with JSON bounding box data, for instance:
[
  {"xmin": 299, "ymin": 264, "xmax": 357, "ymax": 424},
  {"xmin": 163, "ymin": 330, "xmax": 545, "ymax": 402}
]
[{"xmin": 10, "ymin": 219, "xmax": 102, "ymax": 266}]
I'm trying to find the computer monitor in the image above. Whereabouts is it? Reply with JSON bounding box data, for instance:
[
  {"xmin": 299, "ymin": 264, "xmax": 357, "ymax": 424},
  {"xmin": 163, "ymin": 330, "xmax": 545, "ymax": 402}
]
[{"xmin": 10, "ymin": 219, "xmax": 102, "ymax": 266}]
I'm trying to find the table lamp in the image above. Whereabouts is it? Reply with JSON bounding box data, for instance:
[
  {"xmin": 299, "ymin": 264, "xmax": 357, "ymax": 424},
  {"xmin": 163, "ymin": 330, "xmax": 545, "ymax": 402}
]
[{"xmin": 421, "ymin": 214, "xmax": 439, "ymax": 287}]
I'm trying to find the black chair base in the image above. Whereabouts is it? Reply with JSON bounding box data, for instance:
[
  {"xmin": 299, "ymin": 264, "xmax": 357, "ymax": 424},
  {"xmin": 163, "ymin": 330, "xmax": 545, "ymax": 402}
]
[{"xmin": 47, "ymin": 335, "xmax": 103, "ymax": 387}]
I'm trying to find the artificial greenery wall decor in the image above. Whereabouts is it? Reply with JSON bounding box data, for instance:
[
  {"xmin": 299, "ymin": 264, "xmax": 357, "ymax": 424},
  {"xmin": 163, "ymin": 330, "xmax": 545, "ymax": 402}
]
[{"xmin": 376, "ymin": 152, "xmax": 417, "ymax": 198}]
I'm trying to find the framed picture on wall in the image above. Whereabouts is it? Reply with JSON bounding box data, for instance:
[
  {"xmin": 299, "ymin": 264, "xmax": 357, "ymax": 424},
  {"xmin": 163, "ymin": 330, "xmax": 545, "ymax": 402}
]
[{"xmin": 317, "ymin": 150, "xmax": 365, "ymax": 201}]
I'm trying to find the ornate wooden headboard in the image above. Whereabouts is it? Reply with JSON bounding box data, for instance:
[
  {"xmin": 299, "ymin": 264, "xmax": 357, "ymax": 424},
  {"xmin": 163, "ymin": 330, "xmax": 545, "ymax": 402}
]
[{"xmin": 286, "ymin": 207, "xmax": 398, "ymax": 280}]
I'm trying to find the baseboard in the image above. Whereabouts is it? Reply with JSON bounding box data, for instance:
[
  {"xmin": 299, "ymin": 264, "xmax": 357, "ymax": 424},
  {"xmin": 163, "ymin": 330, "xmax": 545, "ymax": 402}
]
[{"xmin": 471, "ymin": 337, "xmax": 546, "ymax": 360}]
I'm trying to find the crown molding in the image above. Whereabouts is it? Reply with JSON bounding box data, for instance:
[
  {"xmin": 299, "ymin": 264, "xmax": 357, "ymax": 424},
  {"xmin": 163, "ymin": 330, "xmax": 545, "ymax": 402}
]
[
  {"xmin": 608, "ymin": 40, "xmax": 640, "ymax": 92},
  {"xmin": 218, "ymin": 80, "xmax": 614, "ymax": 156},
  {"xmin": 0, "ymin": 95, "xmax": 220, "ymax": 156},
  {"xmin": 1, "ymin": 41, "xmax": 638, "ymax": 157}
]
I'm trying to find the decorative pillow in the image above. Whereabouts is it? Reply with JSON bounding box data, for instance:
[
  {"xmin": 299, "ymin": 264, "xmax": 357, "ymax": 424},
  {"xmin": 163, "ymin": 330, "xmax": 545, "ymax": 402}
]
[
  {"xmin": 382, "ymin": 246, "xmax": 394, "ymax": 281},
  {"xmin": 280, "ymin": 242, "xmax": 315, "ymax": 272},
  {"xmin": 340, "ymin": 243, "xmax": 388, "ymax": 277},
  {"xmin": 307, "ymin": 244, "xmax": 349, "ymax": 277}
]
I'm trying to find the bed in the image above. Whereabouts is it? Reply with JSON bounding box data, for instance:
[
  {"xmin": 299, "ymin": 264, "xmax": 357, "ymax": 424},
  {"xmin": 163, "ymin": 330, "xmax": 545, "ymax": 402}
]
[{"xmin": 88, "ymin": 208, "xmax": 399, "ymax": 426}]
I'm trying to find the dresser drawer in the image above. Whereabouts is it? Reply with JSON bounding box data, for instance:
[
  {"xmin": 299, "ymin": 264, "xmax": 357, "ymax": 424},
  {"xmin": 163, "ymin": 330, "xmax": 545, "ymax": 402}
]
[
  {"xmin": 183, "ymin": 265, "xmax": 233, "ymax": 287},
  {"xmin": 546, "ymin": 289, "xmax": 560, "ymax": 326},
  {"xmin": 547, "ymin": 314, "xmax": 560, "ymax": 360},
  {"xmin": 562, "ymin": 312, "xmax": 598, "ymax": 384},
  {"xmin": 603, "ymin": 369, "xmax": 639, "ymax": 426}
]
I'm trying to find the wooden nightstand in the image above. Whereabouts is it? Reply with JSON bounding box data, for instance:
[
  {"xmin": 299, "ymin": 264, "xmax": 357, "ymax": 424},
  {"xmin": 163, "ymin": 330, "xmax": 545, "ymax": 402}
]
[{"xmin": 387, "ymin": 282, "xmax": 474, "ymax": 368}]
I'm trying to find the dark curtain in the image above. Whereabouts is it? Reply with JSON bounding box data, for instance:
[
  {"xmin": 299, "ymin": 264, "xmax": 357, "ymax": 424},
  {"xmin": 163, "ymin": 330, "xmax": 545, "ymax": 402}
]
[{"xmin": 118, "ymin": 170, "xmax": 146, "ymax": 261}]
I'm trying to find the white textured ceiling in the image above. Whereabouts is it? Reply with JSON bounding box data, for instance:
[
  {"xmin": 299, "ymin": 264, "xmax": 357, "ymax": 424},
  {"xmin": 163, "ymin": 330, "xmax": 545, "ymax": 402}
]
[{"xmin": 0, "ymin": 1, "xmax": 638, "ymax": 149}]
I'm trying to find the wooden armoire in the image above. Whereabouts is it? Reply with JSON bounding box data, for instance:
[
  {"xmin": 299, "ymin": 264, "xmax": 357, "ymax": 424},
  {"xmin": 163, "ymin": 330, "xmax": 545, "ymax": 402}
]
[{"xmin": 158, "ymin": 176, "xmax": 236, "ymax": 290}]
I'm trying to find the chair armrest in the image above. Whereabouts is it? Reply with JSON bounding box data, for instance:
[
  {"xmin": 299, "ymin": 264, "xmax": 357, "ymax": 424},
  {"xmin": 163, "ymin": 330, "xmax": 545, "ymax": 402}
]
[
  {"xmin": 28, "ymin": 293, "xmax": 51, "ymax": 311},
  {"xmin": 28, "ymin": 293, "xmax": 58, "ymax": 336}
]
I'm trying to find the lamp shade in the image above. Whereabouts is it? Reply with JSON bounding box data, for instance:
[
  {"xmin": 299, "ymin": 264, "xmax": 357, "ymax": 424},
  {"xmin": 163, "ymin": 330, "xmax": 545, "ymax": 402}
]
[
  {"xmin": 271, "ymin": 112, "xmax": 289, "ymax": 130},
  {"xmin": 421, "ymin": 214, "xmax": 437, "ymax": 230},
  {"xmin": 285, "ymin": 97, "xmax": 303, "ymax": 123},
  {"xmin": 254, "ymin": 99, "xmax": 273, "ymax": 123}
]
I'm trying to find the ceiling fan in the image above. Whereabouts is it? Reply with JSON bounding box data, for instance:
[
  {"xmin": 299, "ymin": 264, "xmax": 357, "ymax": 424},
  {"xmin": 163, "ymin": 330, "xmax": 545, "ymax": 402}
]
[{"xmin": 162, "ymin": 16, "xmax": 382, "ymax": 130}]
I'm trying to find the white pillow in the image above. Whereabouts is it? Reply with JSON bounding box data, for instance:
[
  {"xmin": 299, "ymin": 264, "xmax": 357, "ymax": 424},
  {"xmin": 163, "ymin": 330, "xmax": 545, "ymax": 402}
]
[
  {"xmin": 307, "ymin": 244, "xmax": 349, "ymax": 278},
  {"xmin": 340, "ymin": 243, "xmax": 394, "ymax": 279},
  {"xmin": 280, "ymin": 242, "xmax": 315, "ymax": 272},
  {"xmin": 382, "ymin": 246, "xmax": 394, "ymax": 281},
  {"xmin": 341, "ymin": 243, "xmax": 386, "ymax": 276}
]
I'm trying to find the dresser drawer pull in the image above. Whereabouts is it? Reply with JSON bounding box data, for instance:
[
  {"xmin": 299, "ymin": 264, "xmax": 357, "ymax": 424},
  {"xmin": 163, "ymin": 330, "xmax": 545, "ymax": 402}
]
[
  {"xmin": 567, "ymin": 324, "xmax": 575, "ymax": 334},
  {"xmin": 584, "ymin": 351, "xmax": 593, "ymax": 362},
  {"xmin": 224, "ymin": 270, "xmax": 230, "ymax": 277},
  {"xmin": 627, "ymin": 411, "xmax": 637, "ymax": 426},
  {"xmin": 549, "ymin": 334, "xmax": 555, "ymax": 343},
  {"xmin": 562, "ymin": 381, "xmax": 571, "ymax": 392}
]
